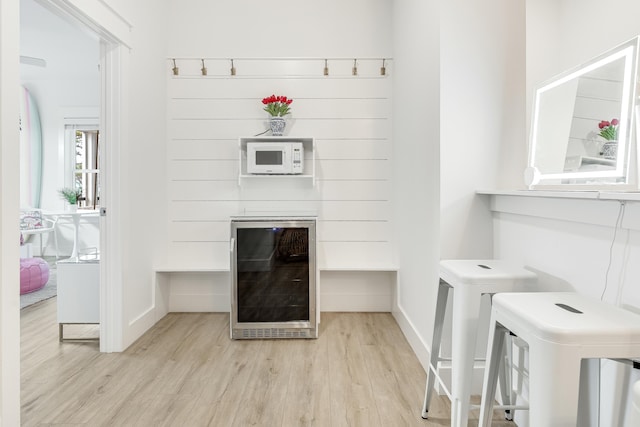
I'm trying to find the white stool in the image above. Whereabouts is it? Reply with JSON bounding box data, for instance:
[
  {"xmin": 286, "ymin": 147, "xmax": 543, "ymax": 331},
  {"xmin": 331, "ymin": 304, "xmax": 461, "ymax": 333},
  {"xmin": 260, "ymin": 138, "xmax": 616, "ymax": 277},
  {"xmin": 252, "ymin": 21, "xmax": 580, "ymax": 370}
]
[
  {"xmin": 479, "ymin": 292, "xmax": 640, "ymax": 427},
  {"xmin": 421, "ymin": 260, "xmax": 537, "ymax": 427},
  {"xmin": 629, "ymin": 380, "xmax": 640, "ymax": 426}
]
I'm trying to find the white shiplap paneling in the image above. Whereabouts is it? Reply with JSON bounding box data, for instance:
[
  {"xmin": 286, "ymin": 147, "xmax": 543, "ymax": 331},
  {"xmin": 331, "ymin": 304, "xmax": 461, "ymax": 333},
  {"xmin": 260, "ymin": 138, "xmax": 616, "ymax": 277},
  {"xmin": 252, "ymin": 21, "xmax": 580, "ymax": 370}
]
[{"xmin": 167, "ymin": 58, "xmax": 393, "ymax": 270}]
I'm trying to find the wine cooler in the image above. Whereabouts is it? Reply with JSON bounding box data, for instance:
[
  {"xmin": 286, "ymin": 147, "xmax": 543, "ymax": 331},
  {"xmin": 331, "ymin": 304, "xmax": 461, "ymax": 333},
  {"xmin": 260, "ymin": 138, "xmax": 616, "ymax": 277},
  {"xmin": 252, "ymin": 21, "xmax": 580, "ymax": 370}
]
[{"xmin": 230, "ymin": 217, "xmax": 317, "ymax": 339}]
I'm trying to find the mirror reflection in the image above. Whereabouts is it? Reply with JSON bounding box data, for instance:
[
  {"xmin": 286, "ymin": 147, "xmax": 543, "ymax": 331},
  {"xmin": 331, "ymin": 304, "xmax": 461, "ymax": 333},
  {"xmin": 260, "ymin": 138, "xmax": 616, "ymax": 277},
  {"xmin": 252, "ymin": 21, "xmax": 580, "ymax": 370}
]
[{"xmin": 528, "ymin": 36, "xmax": 639, "ymax": 188}]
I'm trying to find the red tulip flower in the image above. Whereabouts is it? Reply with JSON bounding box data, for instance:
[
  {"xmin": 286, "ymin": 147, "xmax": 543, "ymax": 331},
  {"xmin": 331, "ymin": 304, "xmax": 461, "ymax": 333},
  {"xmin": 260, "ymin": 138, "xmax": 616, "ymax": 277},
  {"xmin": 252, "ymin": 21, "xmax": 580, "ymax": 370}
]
[{"xmin": 262, "ymin": 94, "xmax": 293, "ymax": 117}]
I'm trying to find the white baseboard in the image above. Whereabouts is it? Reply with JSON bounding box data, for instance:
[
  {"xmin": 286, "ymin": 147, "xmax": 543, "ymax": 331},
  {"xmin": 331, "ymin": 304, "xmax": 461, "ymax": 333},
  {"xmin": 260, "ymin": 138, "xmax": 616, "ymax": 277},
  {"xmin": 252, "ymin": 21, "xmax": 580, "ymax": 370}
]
[{"xmin": 392, "ymin": 302, "xmax": 430, "ymax": 373}]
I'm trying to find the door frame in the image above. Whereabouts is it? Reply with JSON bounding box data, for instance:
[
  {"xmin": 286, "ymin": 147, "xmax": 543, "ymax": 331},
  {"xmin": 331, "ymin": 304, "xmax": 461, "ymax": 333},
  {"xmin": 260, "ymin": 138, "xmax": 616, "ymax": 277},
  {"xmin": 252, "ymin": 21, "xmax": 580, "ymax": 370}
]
[{"xmin": 32, "ymin": 0, "xmax": 130, "ymax": 351}]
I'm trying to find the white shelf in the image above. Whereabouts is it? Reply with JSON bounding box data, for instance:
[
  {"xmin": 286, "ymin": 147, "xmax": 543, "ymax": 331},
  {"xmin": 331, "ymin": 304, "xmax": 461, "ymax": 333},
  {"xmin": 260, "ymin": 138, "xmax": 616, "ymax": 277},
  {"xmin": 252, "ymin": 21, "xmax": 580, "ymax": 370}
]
[
  {"xmin": 238, "ymin": 136, "xmax": 315, "ymax": 185},
  {"xmin": 477, "ymin": 189, "xmax": 640, "ymax": 201},
  {"xmin": 238, "ymin": 173, "xmax": 314, "ymax": 180},
  {"xmin": 155, "ymin": 266, "xmax": 229, "ymax": 273}
]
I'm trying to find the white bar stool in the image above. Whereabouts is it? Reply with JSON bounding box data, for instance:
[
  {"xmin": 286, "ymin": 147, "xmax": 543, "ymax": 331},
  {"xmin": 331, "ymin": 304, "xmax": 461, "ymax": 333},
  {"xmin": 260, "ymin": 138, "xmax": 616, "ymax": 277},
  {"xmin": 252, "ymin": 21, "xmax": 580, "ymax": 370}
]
[
  {"xmin": 479, "ymin": 292, "xmax": 640, "ymax": 427},
  {"xmin": 629, "ymin": 380, "xmax": 640, "ymax": 426},
  {"xmin": 421, "ymin": 260, "xmax": 537, "ymax": 427}
]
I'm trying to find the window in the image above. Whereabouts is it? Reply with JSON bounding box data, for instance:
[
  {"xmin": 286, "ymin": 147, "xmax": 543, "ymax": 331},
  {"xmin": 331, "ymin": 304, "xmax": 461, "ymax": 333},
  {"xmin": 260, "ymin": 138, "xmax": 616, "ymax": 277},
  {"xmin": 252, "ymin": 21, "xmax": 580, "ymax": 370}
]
[{"xmin": 65, "ymin": 125, "xmax": 99, "ymax": 208}]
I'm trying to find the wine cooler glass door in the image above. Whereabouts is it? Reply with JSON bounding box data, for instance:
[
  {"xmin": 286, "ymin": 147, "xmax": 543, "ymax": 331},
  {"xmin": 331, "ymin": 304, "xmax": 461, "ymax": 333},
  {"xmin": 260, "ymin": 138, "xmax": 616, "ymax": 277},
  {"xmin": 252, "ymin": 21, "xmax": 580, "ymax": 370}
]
[{"xmin": 235, "ymin": 226, "xmax": 310, "ymax": 323}]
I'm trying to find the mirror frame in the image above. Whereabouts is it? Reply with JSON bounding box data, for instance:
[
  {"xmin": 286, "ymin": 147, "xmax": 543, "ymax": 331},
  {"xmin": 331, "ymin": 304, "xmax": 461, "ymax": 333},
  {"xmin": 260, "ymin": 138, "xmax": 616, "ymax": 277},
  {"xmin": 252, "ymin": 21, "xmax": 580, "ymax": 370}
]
[{"xmin": 527, "ymin": 36, "xmax": 640, "ymax": 190}]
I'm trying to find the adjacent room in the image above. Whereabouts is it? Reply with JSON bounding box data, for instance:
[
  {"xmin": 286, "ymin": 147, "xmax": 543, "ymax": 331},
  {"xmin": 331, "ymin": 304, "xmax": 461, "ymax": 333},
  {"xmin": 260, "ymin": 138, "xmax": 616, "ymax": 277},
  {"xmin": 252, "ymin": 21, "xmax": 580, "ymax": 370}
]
[
  {"xmin": 18, "ymin": 0, "xmax": 100, "ymax": 330},
  {"xmin": 2, "ymin": 0, "xmax": 640, "ymax": 426}
]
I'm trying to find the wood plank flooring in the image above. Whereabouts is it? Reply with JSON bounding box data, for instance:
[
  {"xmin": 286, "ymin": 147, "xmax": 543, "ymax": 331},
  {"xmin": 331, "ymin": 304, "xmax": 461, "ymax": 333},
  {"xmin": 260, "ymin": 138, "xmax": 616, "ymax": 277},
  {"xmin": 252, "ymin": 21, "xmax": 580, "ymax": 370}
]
[{"xmin": 21, "ymin": 298, "xmax": 515, "ymax": 426}]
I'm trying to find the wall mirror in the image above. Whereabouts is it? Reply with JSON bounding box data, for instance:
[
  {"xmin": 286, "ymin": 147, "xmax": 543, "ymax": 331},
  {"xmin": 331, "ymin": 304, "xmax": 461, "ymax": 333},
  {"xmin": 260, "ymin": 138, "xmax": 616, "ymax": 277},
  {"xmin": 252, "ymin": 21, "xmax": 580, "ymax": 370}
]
[{"xmin": 526, "ymin": 36, "xmax": 640, "ymax": 189}]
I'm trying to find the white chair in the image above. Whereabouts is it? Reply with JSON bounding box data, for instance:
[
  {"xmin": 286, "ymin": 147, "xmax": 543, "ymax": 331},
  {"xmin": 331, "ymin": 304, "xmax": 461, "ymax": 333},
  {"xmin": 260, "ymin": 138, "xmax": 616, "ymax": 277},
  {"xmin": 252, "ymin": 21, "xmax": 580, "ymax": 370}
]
[
  {"xmin": 20, "ymin": 209, "xmax": 58, "ymax": 259},
  {"xmin": 479, "ymin": 292, "xmax": 640, "ymax": 427},
  {"xmin": 422, "ymin": 260, "xmax": 537, "ymax": 427}
]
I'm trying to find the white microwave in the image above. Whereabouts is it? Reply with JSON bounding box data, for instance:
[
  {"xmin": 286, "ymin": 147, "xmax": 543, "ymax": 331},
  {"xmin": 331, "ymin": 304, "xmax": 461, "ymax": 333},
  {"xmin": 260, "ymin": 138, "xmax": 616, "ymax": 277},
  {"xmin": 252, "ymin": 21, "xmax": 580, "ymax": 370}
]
[{"xmin": 246, "ymin": 142, "xmax": 304, "ymax": 175}]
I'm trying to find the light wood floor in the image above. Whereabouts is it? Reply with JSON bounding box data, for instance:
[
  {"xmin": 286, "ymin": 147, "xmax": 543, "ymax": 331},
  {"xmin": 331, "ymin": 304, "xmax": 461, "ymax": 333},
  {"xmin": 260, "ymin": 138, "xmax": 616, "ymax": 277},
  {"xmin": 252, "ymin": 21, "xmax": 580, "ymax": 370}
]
[{"xmin": 21, "ymin": 298, "xmax": 515, "ymax": 426}]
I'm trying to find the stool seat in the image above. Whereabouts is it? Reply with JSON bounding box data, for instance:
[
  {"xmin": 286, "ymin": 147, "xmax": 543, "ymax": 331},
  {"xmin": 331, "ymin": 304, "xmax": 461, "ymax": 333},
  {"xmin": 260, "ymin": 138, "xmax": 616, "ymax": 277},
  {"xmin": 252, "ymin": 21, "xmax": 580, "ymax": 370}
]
[
  {"xmin": 479, "ymin": 292, "xmax": 640, "ymax": 426},
  {"xmin": 493, "ymin": 292, "xmax": 640, "ymax": 345},
  {"xmin": 440, "ymin": 259, "xmax": 538, "ymax": 290},
  {"xmin": 422, "ymin": 260, "xmax": 537, "ymax": 427}
]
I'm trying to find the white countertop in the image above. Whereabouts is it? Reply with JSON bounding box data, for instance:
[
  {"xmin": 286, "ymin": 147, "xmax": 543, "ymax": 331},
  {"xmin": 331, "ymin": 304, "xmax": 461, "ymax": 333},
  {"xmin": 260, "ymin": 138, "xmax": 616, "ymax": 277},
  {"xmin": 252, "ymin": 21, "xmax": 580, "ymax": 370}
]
[{"xmin": 477, "ymin": 189, "xmax": 640, "ymax": 201}]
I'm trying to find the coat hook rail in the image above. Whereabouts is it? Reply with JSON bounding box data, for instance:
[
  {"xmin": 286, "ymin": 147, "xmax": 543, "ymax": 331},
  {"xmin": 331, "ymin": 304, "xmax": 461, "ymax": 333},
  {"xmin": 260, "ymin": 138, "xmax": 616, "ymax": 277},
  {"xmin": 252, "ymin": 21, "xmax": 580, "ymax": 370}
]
[
  {"xmin": 167, "ymin": 56, "xmax": 392, "ymax": 61},
  {"xmin": 167, "ymin": 57, "xmax": 392, "ymax": 77}
]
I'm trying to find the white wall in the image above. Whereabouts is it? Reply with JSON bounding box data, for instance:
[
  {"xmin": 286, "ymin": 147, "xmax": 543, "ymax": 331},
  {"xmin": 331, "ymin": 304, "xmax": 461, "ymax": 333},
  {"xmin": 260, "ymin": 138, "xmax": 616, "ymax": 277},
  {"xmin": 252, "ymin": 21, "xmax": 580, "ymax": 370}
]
[
  {"xmin": 165, "ymin": 62, "xmax": 393, "ymax": 271},
  {"xmin": 423, "ymin": 0, "xmax": 525, "ymax": 391},
  {"xmin": 162, "ymin": 0, "xmax": 395, "ymax": 312},
  {"xmin": 110, "ymin": 1, "xmax": 169, "ymax": 348},
  {"xmin": 390, "ymin": 0, "xmax": 440, "ymax": 366},
  {"xmin": 166, "ymin": 0, "xmax": 391, "ymax": 59},
  {"xmin": 440, "ymin": 0, "xmax": 526, "ymax": 260}
]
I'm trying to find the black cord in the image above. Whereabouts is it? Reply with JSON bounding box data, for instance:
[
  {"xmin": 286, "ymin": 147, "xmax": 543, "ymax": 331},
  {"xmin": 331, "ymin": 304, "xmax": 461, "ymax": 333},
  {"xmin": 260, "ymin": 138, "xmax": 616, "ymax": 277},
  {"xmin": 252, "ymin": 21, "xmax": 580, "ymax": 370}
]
[
  {"xmin": 253, "ymin": 129, "xmax": 270, "ymax": 137},
  {"xmin": 601, "ymin": 201, "xmax": 626, "ymax": 300}
]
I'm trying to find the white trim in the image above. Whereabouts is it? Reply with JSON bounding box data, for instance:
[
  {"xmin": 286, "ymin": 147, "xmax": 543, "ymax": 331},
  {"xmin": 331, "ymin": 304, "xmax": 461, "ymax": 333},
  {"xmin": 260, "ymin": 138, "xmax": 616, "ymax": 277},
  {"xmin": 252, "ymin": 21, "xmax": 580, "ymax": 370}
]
[
  {"xmin": 98, "ymin": 40, "xmax": 123, "ymax": 352},
  {"xmin": 38, "ymin": 0, "xmax": 132, "ymax": 48},
  {"xmin": 37, "ymin": 0, "xmax": 125, "ymax": 354},
  {"xmin": 478, "ymin": 188, "xmax": 640, "ymax": 201},
  {"xmin": 1, "ymin": 0, "xmax": 22, "ymax": 423},
  {"xmin": 485, "ymin": 192, "xmax": 640, "ymax": 231},
  {"xmin": 392, "ymin": 301, "xmax": 430, "ymax": 374}
]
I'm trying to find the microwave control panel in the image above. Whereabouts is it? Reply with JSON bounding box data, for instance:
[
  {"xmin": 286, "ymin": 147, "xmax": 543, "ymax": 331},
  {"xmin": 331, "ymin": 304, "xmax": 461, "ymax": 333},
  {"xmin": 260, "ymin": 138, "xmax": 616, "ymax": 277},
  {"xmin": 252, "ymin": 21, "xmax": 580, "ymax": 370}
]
[{"xmin": 292, "ymin": 145, "xmax": 303, "ymax": 174}]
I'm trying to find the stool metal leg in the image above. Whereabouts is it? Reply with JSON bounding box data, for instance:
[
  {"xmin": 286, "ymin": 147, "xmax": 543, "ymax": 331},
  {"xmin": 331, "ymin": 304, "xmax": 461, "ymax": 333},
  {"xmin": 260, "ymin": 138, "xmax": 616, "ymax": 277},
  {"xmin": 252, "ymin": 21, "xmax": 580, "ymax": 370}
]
[
  {"xmin": 451, "ymin": 285, "xmax": 484, "ymax": 427},
  {"xmin": 529, "ymin": 343, "xmax": 582, "ymax": 426},
  {"xmin": 497, "ymin": 333, "xmax": 514, "ymax": 421},
  {"xmin": 479, "ymin": 319, "xmax": 508, "ymax": 427},
  {"xmin": 422, "ymin": 280, "xmax": 450, "ymax": 418},
  {"xmin": 577, "ymin": 359, "xmax": 600, "ymax": 427}
]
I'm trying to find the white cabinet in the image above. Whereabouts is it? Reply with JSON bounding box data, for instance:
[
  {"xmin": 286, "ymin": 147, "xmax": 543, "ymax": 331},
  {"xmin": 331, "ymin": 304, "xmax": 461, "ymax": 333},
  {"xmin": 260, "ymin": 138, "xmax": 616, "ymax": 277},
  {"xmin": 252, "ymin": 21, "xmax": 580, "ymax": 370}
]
[
  {"xmin": 57, "ymin": 258, "xmax": 99, "ymax": 341},
  {"xmin": 238, "ymin": 136, "xmax": 315, "ymax": 184}
]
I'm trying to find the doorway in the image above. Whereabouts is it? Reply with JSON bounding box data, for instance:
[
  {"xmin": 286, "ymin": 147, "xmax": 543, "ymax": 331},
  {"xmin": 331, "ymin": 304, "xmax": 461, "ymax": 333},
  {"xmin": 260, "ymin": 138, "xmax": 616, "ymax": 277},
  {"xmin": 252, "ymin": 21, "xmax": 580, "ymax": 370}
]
[
  {"xmin": 20, "ymin": 0, "xmax": 101, "ymax": 331},
  {"xmin": 19, "ymin": 0, "xmax": 124, "ymax": 352}
]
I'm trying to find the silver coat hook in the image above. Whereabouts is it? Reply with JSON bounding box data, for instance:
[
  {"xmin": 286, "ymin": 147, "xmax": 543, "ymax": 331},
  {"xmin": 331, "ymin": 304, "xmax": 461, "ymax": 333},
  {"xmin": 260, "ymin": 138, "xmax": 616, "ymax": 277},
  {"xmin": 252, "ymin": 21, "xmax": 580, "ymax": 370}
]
[
  {"xmin": 380, "ymin": 58, "xmax": 386, "ymax": 76},
  {"xmin": 230, "ymin": 59, "xmax": 236, "ymax": 76},
  {"xmin": 324, "ymin": 59, "xmax": 329, "ymax": 76},
  {"xmin": 172, "ymin": 58, "xmax": 179, "ymax": 76},
  {"xmin": 201, "ymin": 59, "xmax": 207, "ymax": 76},
  {"xmin": 352, "ymin": 59, "xmax": 358, "ymax": 76}
]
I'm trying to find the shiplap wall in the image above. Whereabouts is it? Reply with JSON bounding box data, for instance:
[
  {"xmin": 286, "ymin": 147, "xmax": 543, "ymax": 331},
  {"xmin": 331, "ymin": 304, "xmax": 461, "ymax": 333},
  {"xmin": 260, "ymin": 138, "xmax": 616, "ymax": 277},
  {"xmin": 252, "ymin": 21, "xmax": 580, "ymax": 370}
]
[{"xmin": 166, "ymin": 57, "xmax": 394, "ymax": 272}]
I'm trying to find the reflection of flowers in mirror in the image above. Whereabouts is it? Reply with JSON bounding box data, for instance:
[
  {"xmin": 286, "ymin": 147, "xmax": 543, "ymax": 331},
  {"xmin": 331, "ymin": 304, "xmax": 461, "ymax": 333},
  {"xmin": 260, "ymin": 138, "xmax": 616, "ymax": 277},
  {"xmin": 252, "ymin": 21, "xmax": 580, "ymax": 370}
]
[{"xmin": 598, "ymin": 118, "xmax": 618, "ymax": 141}]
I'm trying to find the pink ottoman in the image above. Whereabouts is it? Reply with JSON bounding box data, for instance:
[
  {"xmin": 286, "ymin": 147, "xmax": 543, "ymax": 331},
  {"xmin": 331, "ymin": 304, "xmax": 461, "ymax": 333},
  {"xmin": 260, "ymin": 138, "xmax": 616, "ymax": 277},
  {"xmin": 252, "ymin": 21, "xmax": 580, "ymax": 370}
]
[{"xmin": 20, "ymin": 257, "xmax": 50, "ymax": 295}]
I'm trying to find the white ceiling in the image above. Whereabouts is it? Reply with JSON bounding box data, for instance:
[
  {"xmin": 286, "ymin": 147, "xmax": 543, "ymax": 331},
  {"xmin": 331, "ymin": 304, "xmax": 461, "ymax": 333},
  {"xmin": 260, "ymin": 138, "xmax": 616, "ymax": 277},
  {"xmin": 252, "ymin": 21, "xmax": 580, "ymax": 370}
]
[{"xmin": 20, "ymin": 0, "xmax": 99, "ymax": 81}]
